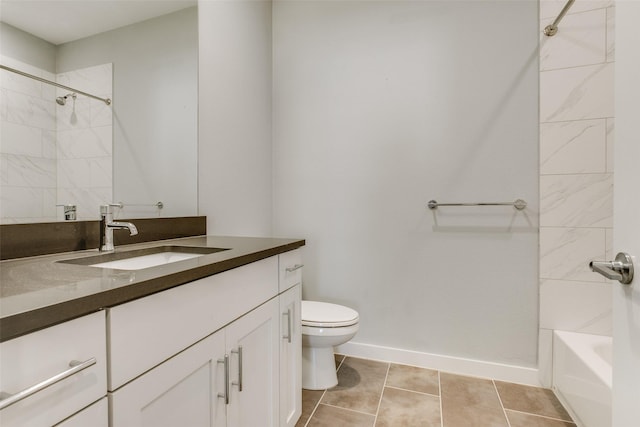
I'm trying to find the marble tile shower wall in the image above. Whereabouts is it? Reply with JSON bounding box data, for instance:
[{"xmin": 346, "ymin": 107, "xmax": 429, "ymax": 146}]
[
  {"xmin": 0, "ymin": 56, "xmax": 57, "ymax": 223},
  {"xmin": 539, "ymin": 0, "xmax": 614, "ymax": 345},
  {"xmin": 0, "ymin": 60, "xmax": 112, "ymax": 223},
  {"xmin": 56, "ymin": 63, "xmax": 113, "ymax": 221}
]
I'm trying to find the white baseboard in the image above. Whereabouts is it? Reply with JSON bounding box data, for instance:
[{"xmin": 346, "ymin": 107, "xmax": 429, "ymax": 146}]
[{"xmin": 335, "ymin": 341, "xmax": 540, "ymax": 387}]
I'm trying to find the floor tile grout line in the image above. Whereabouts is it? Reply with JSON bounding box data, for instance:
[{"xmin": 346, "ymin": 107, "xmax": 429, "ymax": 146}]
[
  {"xmin": 438, "ymin": 371, "xmax": 444, "ymax": 427},
  {"xmin": 505, "ymin": 408, "xmax": 577, "ymax": 424},
  {"xmin": 320, "ymin": 402, "xmax": 378, "ymax": 418},
  {"xmin": 492, "ymin": 379, "xmax": 512, "ymax": 427},
  {"xmin": 303, "ymin": 389, "xmax": 327, "ymax": 427},
  {"xmin": 373, "ymin": 362, "xmax": 391, "ymax": 425},
  {"xmin": 384, "ymin": 384, "xmax": 440, "ymax": 398}
]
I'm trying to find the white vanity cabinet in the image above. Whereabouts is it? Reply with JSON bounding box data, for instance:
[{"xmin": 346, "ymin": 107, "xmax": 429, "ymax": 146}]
[
  {"xmin": 110, "ymin": 298, "xmax": 280, "ymax": 427},
  {"xmin": 279, "ymin": 284, "xmax": 302, "ymax": 427},
  {"xmin": 278, "ymin": 248, "xmax": 303, "ymax": 427},
  {"xmin": 0, "ymin": 311, "xmax": 107, "ymax": 427},
  {"xmin": 109, "ymin": 251, "xmax": 302, "ymax": 427}
]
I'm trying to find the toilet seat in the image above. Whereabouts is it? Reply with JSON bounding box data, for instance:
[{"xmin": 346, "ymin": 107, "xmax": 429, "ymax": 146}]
[{"xmin": 301, "ymin": 301, "xmax": 359, "ymax": 328}]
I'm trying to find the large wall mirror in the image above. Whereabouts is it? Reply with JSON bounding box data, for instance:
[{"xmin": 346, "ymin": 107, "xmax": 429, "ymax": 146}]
[{"xmin": 0, "ymin": 1, "xmax": 198, "ymax": 223}]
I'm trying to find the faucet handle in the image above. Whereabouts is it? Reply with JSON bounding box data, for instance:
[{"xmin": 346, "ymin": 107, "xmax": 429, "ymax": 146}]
[{"xmin": 100, "ymin": 205, "xmax": 112, "ymax": 215}]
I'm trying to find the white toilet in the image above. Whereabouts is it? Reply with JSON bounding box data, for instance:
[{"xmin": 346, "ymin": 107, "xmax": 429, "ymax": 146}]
[{"xmin": 301, "ymin": 300, "xmax": 359, "ymax": 390}]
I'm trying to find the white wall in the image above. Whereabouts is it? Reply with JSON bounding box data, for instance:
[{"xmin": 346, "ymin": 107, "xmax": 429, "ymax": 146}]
[
  {"xmin": 57, "ymin": 8, "xmax": 199, "ymax": 219},
  {"xmin": 198, "ymin": 0, "xmax": 273, "ymax": 236},
  {"xmin": 537, "ymin": 0, "xmax": 615, "ymax": 386},
  {"xmin": 0, "ymin": 23, "xmax": 56, "ymax": 73},
  {"xmin": 273, "ymin": 1, "xmax": 539, "ymax": 368}
]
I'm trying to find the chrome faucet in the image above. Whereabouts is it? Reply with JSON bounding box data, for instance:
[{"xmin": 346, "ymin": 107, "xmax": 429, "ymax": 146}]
[{"xmin": 99, "ymin": 205, "xmax": 138, "ymax": 252}]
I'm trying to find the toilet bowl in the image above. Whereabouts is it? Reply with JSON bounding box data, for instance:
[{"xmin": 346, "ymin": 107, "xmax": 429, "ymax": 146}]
[{"xmin": 301, "ymin": 300, "xmax": 359, "ymax": 390}]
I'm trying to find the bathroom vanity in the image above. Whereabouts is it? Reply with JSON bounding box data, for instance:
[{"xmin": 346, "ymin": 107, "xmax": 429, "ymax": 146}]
[{"xmin": 0, "ymin": 236, "xmax": 304, "ymax": 427}]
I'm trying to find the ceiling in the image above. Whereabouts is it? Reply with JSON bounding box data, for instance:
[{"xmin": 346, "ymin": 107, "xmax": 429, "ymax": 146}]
[{"xmin": 1, "ymin": 0, "xmax": 197, "ymax": 45}]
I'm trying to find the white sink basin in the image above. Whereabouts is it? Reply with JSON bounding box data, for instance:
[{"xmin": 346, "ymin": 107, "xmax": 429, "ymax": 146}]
[
  {"xmin": 89, "ymin": 252, "xmax": 205, "ymax": 270},
  {"xmin": 58, "ymin": 245, "xmax": 229, "ymax": 271}
]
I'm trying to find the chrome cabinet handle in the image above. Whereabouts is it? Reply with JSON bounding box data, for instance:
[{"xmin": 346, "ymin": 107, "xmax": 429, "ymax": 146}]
[
  {"xmin": 283, "ymin": 309, "xmax": 292, "ymax": 343},
  {"xmin": 0, "ymin": 358, "xmax": 96, "ymax": 410},
  {"xmin": 231, "ymin": 346, "xmax": 243, "ymax": 392},
  {"xmin": 285, "ymin": 264, "xmax": 304, "ymax": 273},
  {"xmin": 217, "ymin": 355, "xmax": 229, "ymax": 405},
  {"xmin": 589, "ymin": 252, "xmax": 634, "ymax": 285}
]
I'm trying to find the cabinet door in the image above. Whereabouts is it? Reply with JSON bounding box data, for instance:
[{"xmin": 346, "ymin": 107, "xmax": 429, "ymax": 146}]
[
  {"xmin": 280, "ymin": 284, "xmax": 302, "ymax": 427},
  {"xmin": 226, "ymin": 298, "xmax": 279, "ymax": 427},
  {"xmin": 110, "ymin": 330, "xmax": 227, "ymax": 427}
]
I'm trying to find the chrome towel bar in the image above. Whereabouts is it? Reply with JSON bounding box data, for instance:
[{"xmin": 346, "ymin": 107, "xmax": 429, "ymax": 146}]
[{"xmin": 428, "ymin": 199, "xmax": 527, "ymax": 210}]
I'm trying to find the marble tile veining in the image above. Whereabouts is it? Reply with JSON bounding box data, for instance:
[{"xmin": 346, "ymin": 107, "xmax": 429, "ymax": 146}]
[
  {"xmin": 540, "ymin": 173, "xmax": 613, "ymax": 228},
  {"xmin": 540, "ymin": 227, "xmax": 606, "ymax": 282},
  {"xmin": 540, "ymin": 119, "xmax": 606, "ymax": 175},
  {"xmin": 540, "ymin": 62, "xmax": 614, "ymax": 123}
]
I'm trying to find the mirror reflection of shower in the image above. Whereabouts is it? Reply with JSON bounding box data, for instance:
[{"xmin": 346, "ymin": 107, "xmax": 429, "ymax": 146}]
[
  {"xmin": 56, "ymin": 92, "xmax": 76, "ymax": 105},
  {"xmin": 56, "ymin": 92, "xmax": 78, "ymax": 124}
]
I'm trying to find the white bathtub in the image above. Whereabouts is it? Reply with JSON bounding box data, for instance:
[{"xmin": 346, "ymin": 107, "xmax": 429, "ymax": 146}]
[{"xmin": 552, "ymin": 331, "xmax": 612, "ymax": 427}]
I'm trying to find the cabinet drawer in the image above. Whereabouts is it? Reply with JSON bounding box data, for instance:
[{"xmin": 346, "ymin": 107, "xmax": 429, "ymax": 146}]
[
  {"xmin": 108, "ymin": 256, "xmax": 279, "ymax": 390},
  {"xmin": 279, "ymin": 249, "xmax": 303, "ymax": 292},
  {"xmin": 56, "ymin": 397, "xmax": 108, "ymax": 427},
  {"xmin": 0, "ymin": 311, "xmax": 107, "ymax": 427}
]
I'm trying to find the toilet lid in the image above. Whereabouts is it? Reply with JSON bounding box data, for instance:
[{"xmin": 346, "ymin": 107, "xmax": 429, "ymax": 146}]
[{"xmin": 301, "ymin": 301, "xmax": 359, "ymax": 328}]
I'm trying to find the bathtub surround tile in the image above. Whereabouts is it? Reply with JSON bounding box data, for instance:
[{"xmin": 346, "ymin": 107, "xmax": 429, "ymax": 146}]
[
  {"xmin": 0, "ymin": 187, "xmax": 43, "ymax": 218},
  {"xmin": 606, "ymin": 118, "xmax": 614, "ymax": 172},
  {"xmin": 540, "ymin": 280, "xmax": 612, "ymax": 334},
  {"xmin": 606, "ymin": 7, "xmax": 615, "ymax": 62},
  {"xmin": 5, "ymin": 155, "xmax": 56, "ymax": 188},
  {"xmin": 0, "ymin": 122, "xmax": 43, "ymax": 157},
  {"xmin": 375, "ymin": 387, "xmax": 440, "ymax": 427},
  {"xmin": 505, "ymin": 410, "xmax": 577, "ymax": 427},
  {"xmin": 540, "ymin": 63, "xmax": 613, "ymax": 122},
  {"xmin": 42, "ymin": 131, "xmax": 57, "ymax": 159},
  {"xmin": 495, "ymin": 381, "xmax": 572, "ymax": 421},
  {"xmin": 537, "ymin": 329, "xmax": 553, "ymax": 388},
  {"xmin": 540, "ymin": 0, "xmax": 614, "ymax": 20},
  {"xmin": 5, "ymin": 90, "xmax": 56, "ymax": 130},
  {"xmin": 539, "ymin": 227, "xmax": 606, "ymax": 282},
  {"xmin": 539, "ymin": 120, "xmax": 606, "ymax": 175},
  {"xmin": 539, "ymin": 9, "xmax": 606, "ymax": 71},
  {"xmin": 605, "ymin": 228, "xmax": 614, "ymax": 263},
  {"xmin": 540, "ymin": 173, "xmax": 613, "ymax": 228},
  {"xmin": 0, "ymin": 155, "xmax": 7, "ymax": 185},
  {"xmin": 321, "ymin": 357, "xmax": 387, "ymax": 415}
]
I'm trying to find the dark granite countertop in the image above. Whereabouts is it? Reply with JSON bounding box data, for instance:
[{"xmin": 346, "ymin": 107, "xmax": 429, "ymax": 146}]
[{"xmin": 0, "ymin": 235, "xmax": 305, "ymax": 342}]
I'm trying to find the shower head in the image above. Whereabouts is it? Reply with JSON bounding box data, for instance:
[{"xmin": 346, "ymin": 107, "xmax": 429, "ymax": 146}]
[{"xmin": 56, "ymin": 93, "xmax": 76, "ymax": 106}]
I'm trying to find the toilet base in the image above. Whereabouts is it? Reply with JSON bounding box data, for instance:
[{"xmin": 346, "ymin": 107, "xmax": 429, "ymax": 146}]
[{"xmin": 302, "ymin": 346, "xmax": 338, "ymax": 390}]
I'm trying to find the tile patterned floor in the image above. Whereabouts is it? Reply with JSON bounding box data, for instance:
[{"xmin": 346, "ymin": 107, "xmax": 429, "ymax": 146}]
[{"xmin": 296, "ymin": 355, "xmax": 576, "ymax": 427}]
